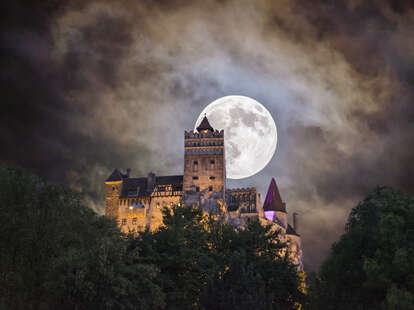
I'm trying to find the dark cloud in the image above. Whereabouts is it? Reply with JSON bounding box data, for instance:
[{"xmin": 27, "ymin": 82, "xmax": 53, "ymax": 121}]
[{"xmin": 1, "ymin": 0, "xmax": 414, "ymax": 271}]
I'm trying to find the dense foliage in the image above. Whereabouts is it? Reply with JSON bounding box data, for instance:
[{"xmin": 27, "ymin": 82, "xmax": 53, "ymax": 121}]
[
  {"xmin": 308, "ymin": 187, "xmax": 414, "ymax": 310},
  {"xmin": 0, "ymin": 165, "xmax": 303, "ymax": 310},
  {"xmin": 0, "ymin": 165, "xmax": 164, "ymax": 310}
]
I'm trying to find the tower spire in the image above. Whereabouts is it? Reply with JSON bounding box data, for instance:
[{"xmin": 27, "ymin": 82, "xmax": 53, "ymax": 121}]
[
  {"xmin": 196, "ymin": 115, "xmax": 214, "ymax": 133},
  {"xmin": 263, "ymin": 178, "xmax": 286, "ymax": 212}
]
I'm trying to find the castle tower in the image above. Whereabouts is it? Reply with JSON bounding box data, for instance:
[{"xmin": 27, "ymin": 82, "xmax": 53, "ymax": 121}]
[
  {"xmin": 183, "ymin": 115, "xmax": 226, "ymax": 200},
  {"xmin": 263, "ymin": 178, "xmax": 287, "ymax": 228},
  {"xmin": 105, "ymin": 168, "xmax": 124, "ymax": 219}
]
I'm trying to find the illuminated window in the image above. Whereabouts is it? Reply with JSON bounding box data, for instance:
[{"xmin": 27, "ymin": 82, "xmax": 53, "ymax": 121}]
[
  {"xmin": 122, "ymin": 219, "xmax": 127, "ymax": 225},
  {"xmin": 132, "ymin": 218, "xmax": 137, "ymax": 225}
]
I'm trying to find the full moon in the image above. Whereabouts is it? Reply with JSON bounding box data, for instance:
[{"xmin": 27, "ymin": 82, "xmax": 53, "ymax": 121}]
[{"xmin": 195, "ymin": 95, "xmax": 277, "ymax": 179}]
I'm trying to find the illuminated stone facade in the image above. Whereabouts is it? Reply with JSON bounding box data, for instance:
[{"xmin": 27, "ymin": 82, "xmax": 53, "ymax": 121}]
[{"xmin": 105, "ymin": 115, "xmax": 303, "ymax": 270}]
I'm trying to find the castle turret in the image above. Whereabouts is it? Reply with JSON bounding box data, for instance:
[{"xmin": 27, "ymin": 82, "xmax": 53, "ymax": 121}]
[
  {"xmin": 263, "ymin": 178, "xmax": 287, "ymax": 228},
  {"xmin": 105, "ymin": 168, "xmax": 124, "ymax": 218}
]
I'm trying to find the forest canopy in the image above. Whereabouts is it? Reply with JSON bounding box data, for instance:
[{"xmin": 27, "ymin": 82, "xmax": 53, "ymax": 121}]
[{"xmin": 308, "ymin": 187, "xmax": 414, "ymax": 310}]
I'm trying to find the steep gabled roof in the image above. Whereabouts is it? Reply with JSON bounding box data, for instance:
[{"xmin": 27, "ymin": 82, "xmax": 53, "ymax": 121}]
[
  {"xmin": 263, "ymin": 178, "xmax": 286, "ymax": 213},
  {"xmin": 106, "ymin": 168, "xmax": 124, "ymax": 182},
  {"xmin": 196, "ymin": 115, "xmax": 214, "ymax": 132},
  {"xmin": 286, "ymin": 224, "xmax": 300, "ymax": 236}
]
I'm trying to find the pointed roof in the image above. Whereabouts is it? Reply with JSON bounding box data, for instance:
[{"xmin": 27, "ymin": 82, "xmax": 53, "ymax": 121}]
[
  {"xmin": 106, "ymin": 168, "xmax": 123, "ymax": 182},
  {"xmin": 263, "ymin": 178, "xmax": 286, "ymax": 213},
  {"xmin": 196, "ymin": 115, "xmax": 214, "ymax": 132},
  {"xmin": 286, "ymin": 224, "xmax": 300, "ymax": 236}
]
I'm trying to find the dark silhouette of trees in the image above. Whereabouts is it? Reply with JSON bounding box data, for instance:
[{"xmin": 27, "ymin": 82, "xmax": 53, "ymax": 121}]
[
  {"xmin": 308, "ymin": 187, "xmax": 414, "ymax": 310},
  {"xmin": 0, "ymin": 165, "xmax": 164, "ymax": 310},
  {"xmin": 134, "ymin": 207, "xmax": 304, "ymax": 310}
]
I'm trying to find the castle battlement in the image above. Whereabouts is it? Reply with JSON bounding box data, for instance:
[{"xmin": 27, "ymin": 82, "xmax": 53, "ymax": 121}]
[
  {"xmin": 227, "ymin": 187, "xmax": 257, "ymax": 192},
  {"xmin": 184, "ymin": 129, "xmax": 224, "ymax": 138}
]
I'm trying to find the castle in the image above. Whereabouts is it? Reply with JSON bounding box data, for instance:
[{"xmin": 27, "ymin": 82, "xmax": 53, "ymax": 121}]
[{"xmin": 105, "ymin": 115, "xmax": 303, "ymax": 269}]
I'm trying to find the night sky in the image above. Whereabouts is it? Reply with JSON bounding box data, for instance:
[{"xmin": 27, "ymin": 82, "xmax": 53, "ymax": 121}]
[{"xmin": 2, "ymin": 0, "xmax": 414, "ymax": 271}]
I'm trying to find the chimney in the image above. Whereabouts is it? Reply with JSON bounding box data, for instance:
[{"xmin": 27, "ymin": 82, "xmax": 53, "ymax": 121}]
[
  {"xmin": 293, "ymin": 212, "xmax": 299, "ymax": 232},
  {"xmin": 147, "ymin": 172, "xmax": 155, "ymax": 193},
  {"xmin": 126, "ymin": 168, "xmax": 131, "ymax": 177}
]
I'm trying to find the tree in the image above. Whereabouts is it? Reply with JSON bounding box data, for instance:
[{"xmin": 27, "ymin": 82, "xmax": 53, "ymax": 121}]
[
  {"xmin": 202, "ymin": 218, "xmax": 303, "ymax": 310},
  {"xmin": 132, "ymin": 206, "xmax": 213, "ymax": 310},
  {"xmin": 0, "ymin": 164, "xmax": 164, "ymax": 310},
  {"xmin": 133, "ymin": 206, "xmax": 304, "ymax": 310},
  {"xmin": 308, "ymin": 187, "xmax": 414, "ymax": 310}
]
